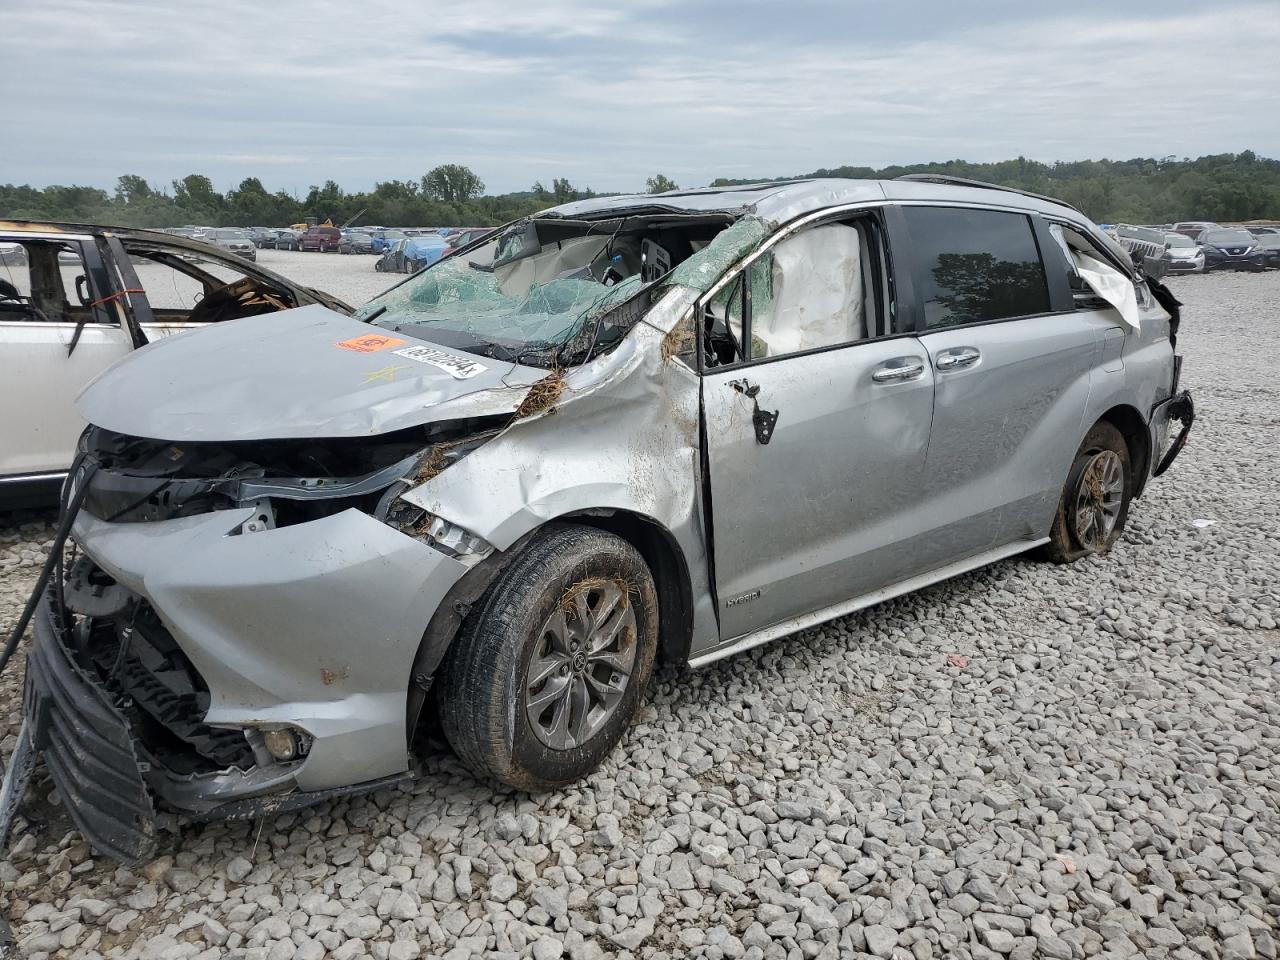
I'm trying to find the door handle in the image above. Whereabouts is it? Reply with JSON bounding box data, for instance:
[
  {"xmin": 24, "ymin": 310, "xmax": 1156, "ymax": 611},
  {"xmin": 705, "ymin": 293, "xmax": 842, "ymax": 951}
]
[
  {"xmin": 935, "ymin": 347, "xmax": 981, "ymax": 370},
  {"xmin": 871, "ymin": 358, "xmax": 925, "ymax": 383}
]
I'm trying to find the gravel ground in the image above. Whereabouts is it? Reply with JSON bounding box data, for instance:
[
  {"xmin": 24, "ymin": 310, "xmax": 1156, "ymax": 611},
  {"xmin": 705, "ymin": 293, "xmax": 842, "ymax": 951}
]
[
  {"xmin": 252, "ymin": 248, "xmax": 404, "ymax": 307},
  {"xmin": 1, "ymin": 269, "xmax": 1277, "ymax": 960}
]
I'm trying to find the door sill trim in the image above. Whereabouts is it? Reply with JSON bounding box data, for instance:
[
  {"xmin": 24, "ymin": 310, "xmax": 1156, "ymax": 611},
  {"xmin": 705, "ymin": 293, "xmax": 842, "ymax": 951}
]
[{"xmin": 687, "ymin": 537, "xmax": 1048, "ymax": 669}]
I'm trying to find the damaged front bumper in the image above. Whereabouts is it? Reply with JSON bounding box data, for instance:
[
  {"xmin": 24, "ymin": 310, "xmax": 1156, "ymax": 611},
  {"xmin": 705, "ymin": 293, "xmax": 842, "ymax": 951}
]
[
  {"xmin": 1151, "ymin": 387, "xmax": 1195, "ymax": 479},
  {"xmin": 2, "ymin": 503, "xmax": 471, "ymax": 861}
]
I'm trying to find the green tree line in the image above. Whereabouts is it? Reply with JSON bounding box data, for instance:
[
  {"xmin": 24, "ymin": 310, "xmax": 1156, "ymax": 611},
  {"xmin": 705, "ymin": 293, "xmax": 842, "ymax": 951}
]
[
  {"xmin": 0, "ymin": 166, "xmax": 611, "ymax": 231},
  {"xmin": 714, "ymin": 151, "xmax": 1280, "ymax": 224},
  {"xmin": 3, "ymin": 153, "xmax": 1278, "ymax": 229}
]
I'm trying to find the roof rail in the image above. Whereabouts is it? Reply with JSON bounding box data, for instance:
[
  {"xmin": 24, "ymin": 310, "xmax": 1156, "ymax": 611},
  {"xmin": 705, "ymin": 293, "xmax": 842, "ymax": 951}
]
[{"xmin": 894, "ymin": 174, "xmax": 1080, "ymax": 214}]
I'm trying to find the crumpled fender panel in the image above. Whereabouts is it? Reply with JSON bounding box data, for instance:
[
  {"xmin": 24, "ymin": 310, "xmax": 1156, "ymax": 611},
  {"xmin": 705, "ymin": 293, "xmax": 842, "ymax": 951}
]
[{"xmin": 404, "ymin": 287, "xmax": 722, "ymax": 654}]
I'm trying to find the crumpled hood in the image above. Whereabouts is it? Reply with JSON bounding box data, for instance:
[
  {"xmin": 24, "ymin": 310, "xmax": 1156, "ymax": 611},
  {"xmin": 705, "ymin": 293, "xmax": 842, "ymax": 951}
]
[{"xmin": 77, "ymin": 305, "xmax": 546, "ymax": 441}]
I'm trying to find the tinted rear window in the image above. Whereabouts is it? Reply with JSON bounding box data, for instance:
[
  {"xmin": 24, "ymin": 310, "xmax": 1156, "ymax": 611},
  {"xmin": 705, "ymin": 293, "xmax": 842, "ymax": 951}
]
[{"xmin": 903, "ymin": 207, "xmax": 1050, "ymax": 329}]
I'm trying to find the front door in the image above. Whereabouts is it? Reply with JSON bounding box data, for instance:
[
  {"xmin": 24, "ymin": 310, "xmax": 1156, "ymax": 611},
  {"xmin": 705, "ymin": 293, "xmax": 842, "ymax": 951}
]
[
  {"xmin": 699, "ymin": 214, "xmax": 937, "ymax": 641},
  {"xmin": 0, "ymin": 234, "xmax": 132, "ymax": 479}
]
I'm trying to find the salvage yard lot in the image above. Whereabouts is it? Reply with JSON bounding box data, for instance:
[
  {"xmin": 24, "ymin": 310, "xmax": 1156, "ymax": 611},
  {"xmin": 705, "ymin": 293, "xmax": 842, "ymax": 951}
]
[{"xmin": 1, "ymin": 269, "xmax": 1278, "ymax": 959}]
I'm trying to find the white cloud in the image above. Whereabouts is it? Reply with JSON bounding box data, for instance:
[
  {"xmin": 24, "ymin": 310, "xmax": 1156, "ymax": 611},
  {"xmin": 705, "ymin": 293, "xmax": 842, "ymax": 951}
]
[{"xmin": 4, "ymin": 0, "xmax": 1278, "ymax": 193}]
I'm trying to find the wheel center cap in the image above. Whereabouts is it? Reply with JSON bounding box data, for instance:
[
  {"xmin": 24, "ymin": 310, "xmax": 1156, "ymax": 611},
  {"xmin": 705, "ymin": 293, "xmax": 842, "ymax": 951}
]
[{"xmin": 571, "ymin": 652, "xmax": 588, "ymax": 674}]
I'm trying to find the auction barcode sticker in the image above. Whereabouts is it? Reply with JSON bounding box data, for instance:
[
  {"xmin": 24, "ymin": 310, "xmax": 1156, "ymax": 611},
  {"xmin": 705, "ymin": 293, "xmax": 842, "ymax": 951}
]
[{"xmin": 392, "ymin": 346, "xmax": 488, "ymax": 379}]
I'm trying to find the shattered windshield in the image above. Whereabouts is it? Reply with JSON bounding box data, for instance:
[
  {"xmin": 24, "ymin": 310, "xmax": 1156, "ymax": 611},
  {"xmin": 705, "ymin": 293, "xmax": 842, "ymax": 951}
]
[{"xmin": 353, "ymin": 213, "xmax": 759, "ymax": 367}]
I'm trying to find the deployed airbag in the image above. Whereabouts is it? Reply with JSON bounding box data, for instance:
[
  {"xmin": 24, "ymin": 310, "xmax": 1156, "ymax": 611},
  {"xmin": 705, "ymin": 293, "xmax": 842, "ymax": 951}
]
[
  {"xmin": 755, "ymin": 224, "xmax": 864, "ymax": 355},
  {"xmin": 1073, "ymin": 250, "xmax": 1140, "ymax": 332}
]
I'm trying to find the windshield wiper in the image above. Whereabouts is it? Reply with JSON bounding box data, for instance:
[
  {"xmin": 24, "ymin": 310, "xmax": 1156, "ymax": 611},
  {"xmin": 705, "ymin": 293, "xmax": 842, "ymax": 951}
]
[{"xmin": 361, "ymin": 305, "xmax": 388, "ymax": 324}]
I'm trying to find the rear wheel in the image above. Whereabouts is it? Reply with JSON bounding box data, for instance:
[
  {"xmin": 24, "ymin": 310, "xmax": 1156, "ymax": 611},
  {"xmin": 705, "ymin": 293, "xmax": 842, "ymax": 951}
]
[
  {"xmin": 439, "ymin": 524, "xmax": 658, "ymax": 791},
  {"xmin": 1043, "ymin": 421, "xmax": 1132, "ymax": 563}
]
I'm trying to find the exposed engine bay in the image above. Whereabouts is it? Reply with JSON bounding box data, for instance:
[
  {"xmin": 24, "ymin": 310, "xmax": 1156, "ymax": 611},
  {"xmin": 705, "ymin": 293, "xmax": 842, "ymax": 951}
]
[{"xmin": 76, "ymin": 419, "xmax": 505, "ymax": 531}]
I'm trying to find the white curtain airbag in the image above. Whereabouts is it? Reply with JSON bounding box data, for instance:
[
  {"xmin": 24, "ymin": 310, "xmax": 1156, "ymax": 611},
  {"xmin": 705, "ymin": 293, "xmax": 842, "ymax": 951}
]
[
  {"xmin": 754, "ymin": 224, "xmax": 864, "ymax": 355},
  {"xmin": 1073, "ymin": 250, "xmax": 1140, "ymax": 332}
]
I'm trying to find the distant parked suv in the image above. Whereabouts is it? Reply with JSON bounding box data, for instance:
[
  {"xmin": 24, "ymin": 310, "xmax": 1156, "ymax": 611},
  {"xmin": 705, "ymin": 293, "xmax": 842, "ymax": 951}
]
[
  {"xmin": 1113, "ymin": 224, "xmax": 1168, "ymax": 269},
  {"xmin": 1199, "ymin": 228, "xmax": 1267, "ymax": 272},
  {"xmin": 204, "ymin": 228, "xmax": 257, "ymax": 262},
  {"xmin": 300, "ymin": 226, "xmax": 341, "ymax": 253},
  {"xmin": 1250, "ymin": 232, "xmax": 1280, "ymax": 269},
  {"xmin": 1170, "ymin": 221, "xmax": 1219, "ymax": 241}
]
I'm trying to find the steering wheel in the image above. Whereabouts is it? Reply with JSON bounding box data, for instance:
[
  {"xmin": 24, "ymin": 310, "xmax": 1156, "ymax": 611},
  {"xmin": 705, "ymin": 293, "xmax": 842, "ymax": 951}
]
[{"xmin": 0, "ymin": 278, "xmax": 21, "ymax": 302}]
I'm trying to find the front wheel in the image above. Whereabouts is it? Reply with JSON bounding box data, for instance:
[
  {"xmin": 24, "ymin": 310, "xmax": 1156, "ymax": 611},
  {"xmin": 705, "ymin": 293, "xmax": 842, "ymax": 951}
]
[
  {"xmin": 438, "ymin": 524, "xmax": 658, "ymax": 791},
  {"xmin": 1042, "ymin": 421, "xmax": 1132, "ymax": 563}
]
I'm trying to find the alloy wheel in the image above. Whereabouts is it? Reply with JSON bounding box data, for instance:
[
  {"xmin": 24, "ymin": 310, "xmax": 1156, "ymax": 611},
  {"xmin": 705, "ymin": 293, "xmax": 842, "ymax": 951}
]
[
  {"xmin": 525, "ymin": 580, "xmax": 637, "ymax": 750},
  {"xmin": 1073, "ymin": 450, "xmax": 1124, "ymax": 551}
]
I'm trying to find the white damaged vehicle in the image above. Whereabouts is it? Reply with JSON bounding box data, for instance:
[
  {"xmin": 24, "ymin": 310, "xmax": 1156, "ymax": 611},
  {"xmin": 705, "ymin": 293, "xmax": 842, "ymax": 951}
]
[{"xmin": 0, "ymin": 177, "xmax": 1193, "ymax": 861}]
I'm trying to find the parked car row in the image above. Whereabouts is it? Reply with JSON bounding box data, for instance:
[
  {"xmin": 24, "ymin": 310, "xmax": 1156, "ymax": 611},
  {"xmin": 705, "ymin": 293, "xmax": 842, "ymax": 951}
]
[
  {"xmin": 1110, "ymin": 221, "xmax": 1280, "ymax": 273},
  {"xmin": 159, "ymin": 225, "xmax": 494, "ymax": 259}
]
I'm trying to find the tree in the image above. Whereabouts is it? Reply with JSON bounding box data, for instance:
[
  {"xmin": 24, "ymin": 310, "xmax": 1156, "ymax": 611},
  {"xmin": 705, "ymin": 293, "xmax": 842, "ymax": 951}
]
[
  {"xmin": 115, "ymin": 175, "xmax": 153, "ymax": 204},
  {"xmin": 646, "ymin": 173, "xmax": 678, "ymax": 194},
  {"xmin": 552, "ymin": 178, "xmax": 588, "ymax": 203},
  {"xmin": 171, "ymin": 174, "xmax": 218, "ymax": 207},
  {"xmin": 422, "ymin": 164, "xmax": 485, "ymax": 204}
]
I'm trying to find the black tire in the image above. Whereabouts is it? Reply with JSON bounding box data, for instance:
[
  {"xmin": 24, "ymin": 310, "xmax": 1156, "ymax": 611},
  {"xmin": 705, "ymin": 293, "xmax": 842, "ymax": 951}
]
[
  {"xmin": 438, "ymin": 524, "xmax": 658, "ymax": 791},
  {"xmin": 1042, "ymin": 421, "xmax": 1132, "ymax": 564}
]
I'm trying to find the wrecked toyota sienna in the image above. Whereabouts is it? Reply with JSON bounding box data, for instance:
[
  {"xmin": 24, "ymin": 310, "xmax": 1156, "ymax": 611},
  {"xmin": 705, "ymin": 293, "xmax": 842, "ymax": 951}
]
[{"xmin": 2, "ymin": 177, "xmax": 1194, "ymax": 861}]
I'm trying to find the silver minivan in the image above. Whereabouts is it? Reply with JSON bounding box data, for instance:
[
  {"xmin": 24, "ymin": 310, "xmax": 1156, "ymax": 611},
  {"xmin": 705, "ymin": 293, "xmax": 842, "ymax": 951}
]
[{"xmin": 2, "ymin": 177, "xmax": 1194, "ymax": 861}]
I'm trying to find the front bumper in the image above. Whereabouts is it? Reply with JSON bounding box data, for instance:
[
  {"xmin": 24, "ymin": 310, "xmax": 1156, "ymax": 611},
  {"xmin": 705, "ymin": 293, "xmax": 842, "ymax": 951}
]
[
  {"xmin": 1167, "ymin": 258, "xmax": 1203, "ymax": 273},
  {"xmin": 65, "ymin": 506, "xmax": 468, "ymax": 793},
  {"xmin": 15, "ymin": 600, "xmax": 157, "ymax": 862},
  {"xmin": 1205, "ymin": 254, "xmax": 1266, "ymax": 271},
  {"xmin": 1152, "ymin": 389, "xmax": 1195, "ymax": 478},
  {"xmin": 4, "ymin": 597, "xmax": 415, "ymax": 861}
]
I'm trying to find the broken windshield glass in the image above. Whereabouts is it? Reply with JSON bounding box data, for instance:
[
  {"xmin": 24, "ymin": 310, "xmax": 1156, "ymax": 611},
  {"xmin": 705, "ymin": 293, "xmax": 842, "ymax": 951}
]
[
  {"xmin": 664, "ymin": 217, "xmax": 769, "ymax": 293},
  {"xmin": 354, "ymin": 214, "xmax": 759, "ymax": 367},
  {"xmin": 355, "ymin": 247, "xmax": 643, "ymax": 364}
]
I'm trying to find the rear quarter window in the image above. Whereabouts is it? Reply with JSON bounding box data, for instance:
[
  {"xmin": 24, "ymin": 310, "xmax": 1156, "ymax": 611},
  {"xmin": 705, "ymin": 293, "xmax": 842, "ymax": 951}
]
[{"xmin": 902, "ymin": 206, "xmax": 1051, "ymax": 330}]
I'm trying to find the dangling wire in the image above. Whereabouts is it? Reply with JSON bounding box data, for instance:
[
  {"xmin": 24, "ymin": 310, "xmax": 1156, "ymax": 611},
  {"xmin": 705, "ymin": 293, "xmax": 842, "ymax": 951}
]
[{"xmin": 0, "ymin": 462, "xmax": 97, "ymax": 677}]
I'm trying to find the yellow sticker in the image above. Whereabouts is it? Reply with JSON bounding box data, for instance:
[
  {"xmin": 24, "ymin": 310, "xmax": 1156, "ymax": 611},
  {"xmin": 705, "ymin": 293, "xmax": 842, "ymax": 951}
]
[{"xmin": 336, "ymin": 334, "xmax": 406, "ymax": 353}]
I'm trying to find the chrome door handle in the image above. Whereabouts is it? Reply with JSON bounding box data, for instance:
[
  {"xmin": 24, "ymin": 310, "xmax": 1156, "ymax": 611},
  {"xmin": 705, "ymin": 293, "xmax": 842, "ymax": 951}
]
[
  {"xmin": 871, "ymin": 358, "xmax": 926, "ymax": 383},
  {"xmin": 935, "ymin": 347, "xmax": 981, "ymax": 370}
]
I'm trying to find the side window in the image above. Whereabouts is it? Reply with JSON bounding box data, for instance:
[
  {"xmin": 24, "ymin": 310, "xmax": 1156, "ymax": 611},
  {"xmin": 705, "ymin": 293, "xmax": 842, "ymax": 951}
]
[
  {"xmin": 121, "ymin": 247, "xmax": 248, "ymax": 316},
  {"xmin": 702, "ymin": 217, "xmax": 889, "ymax": 367},
  {"xmin": 1047, "ymin": 223, "xmax": 1123, "ymax": 310},
  {"xmin": 902, "ymin": 207, "xmax": 1050, "ymax": 330},
  {"xmin": 0, "ymin": 238, "xmax": 97, "ymax": 324}
]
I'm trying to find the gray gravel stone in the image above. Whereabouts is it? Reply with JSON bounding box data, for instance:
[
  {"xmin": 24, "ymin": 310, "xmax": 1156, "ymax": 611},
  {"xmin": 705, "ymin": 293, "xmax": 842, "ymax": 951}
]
[{"xmin": 0, "ymin": 270, "xmax": 1277, "ymax": 960}]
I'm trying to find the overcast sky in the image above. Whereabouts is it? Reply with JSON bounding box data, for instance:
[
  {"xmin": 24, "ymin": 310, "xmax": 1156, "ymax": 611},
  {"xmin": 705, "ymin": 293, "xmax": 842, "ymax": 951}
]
[{"xmin": 7, "ymin": 0, "xmax": 1280, "ymax": 196}]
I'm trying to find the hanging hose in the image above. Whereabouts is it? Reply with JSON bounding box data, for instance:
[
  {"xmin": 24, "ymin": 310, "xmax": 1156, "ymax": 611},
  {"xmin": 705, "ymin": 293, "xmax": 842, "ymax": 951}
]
[{"xmin": 0, "ymin": 463, "xmax": 96, "ymax": 679}]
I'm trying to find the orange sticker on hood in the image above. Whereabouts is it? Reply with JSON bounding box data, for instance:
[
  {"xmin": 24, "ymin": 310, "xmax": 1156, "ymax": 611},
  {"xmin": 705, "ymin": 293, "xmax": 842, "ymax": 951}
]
[{"xmin": 336, "ymin": 334, "xmax": 406, "ymax": 353}]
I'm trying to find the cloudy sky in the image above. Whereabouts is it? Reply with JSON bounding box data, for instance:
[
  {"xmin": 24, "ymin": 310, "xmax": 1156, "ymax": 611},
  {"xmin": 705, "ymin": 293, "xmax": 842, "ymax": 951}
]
[{"xmin": 7, "ymin": 0, "xmax": 1280, "ymax": 195}]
